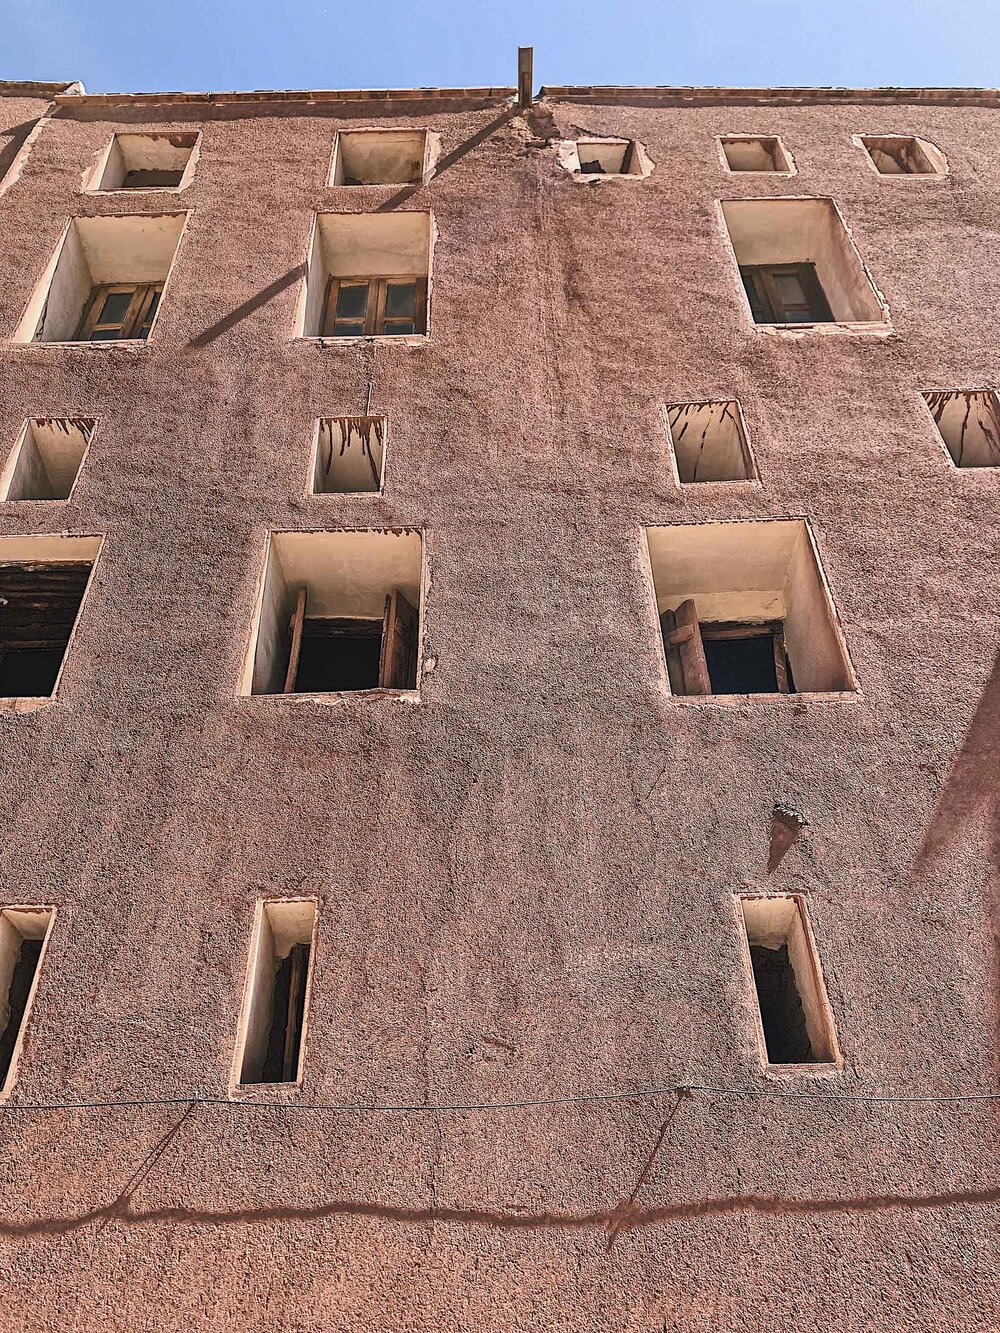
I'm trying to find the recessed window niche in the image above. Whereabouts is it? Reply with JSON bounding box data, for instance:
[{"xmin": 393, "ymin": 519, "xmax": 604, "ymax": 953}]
[
  {"xmin": 0, "ymin": 906, "xmax": 55, "ymax": 1098},
  {"xmin": 242, "ymin": 529, "xmax": 423, "ymax": 697},
  {"xmin": 720, "ymin": 135, "xmax": 794, "ymax": 174},
  {"xmin": 922, "ymin": 389, "xmax": 1000, "ymax": 468},
  {"xmin": 738, "ymin": 895, "xmax": 840, "ymax": 1068},
  {"xmin": 720, "ymin": 198, "xmax": 889, "ymax": 329},
  {"xmin": 311, "ymin": 417, "xmax": 386, "ymax": 494},
  {"xmin": 858, "ymin": 135, "xmax": 946, "ymax": 176},
  {"xmin": 665, "ymin": 401, "xmax": 755, "ymax": 483},
  {"xmin": 329, "ymin": 129, "xmax": 432, "ymax": 186},
  {"xmin": 0, "ymin": 417, "xmax": 94, "ymax": 501},
  {"xmin": 234, "ymin": 899, "xmax": 317, "ymax": 1087},
  {"xmin": 88, "ymin": 132, "xmax": 200, "ymax": 191},
  {"xmin": 645, "ymin": 520, "xmax": 856, "ymax": 698},
  {"xmin": 15, "ymin": 213, "xmax": 186, "ymax": 344}
]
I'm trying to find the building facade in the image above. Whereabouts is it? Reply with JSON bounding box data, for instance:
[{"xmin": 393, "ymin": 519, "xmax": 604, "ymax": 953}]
[{"xmin": 0, "ymin": 72, "xmax": 998, "ymax": 1331}]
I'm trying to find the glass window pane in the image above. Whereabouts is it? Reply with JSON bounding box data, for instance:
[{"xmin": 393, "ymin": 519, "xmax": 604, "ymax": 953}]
[
  {"xmin": 774, "ymin": 273, "xmax": 807, "ymax": 305},
  {"xmin": 142, "ymin": 290, "xmax": 161, "ymax": 325},
  {"xmin": 331, "ymin": 321, "xmax": 365, "ymax": 337},
  {"xmin": 382, "ymin": 320, "xmax": 415, "ymax": 335},
  {"xmin": 90, "ymin": 329, "xmax": 122, "ymax": 341},
  {"xmin": 336, "ymin": 284, "xmax": 368, "ymax": 320},
  {"xmin": 384, "ymin": 282, "xmax": 416, "ymax": 318},
  {"xmin": 96, "ymin": 290, "xmax": 133, "ymax": 325}
]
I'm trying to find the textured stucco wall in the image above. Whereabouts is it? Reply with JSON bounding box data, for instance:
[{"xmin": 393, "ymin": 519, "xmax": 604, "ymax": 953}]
[{"xmin": 0, "ymin": 88, "xmax": 998, "ymax": 1331}]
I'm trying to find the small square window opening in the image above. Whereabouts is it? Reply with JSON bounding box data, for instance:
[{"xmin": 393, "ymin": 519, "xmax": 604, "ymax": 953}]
[
  {"xmin": 922, "ymin": 389, "xmax": 1000, "ymax": 468},
  {"xmin": 720, "ymin": 136, "xmax": 793, "ymax": 173},
  {"xmin": 665, "ymin": 401, "xmax": 755, "ymax": 483},
  {"xmin": 312, "ymin": 417, "xmax": 386, "ymax": 494},
  {"xmin": 859, "ymin": 135, "xmax": 945, "ymax": 176},
  {"xmin": 89, "ymin": 133, "xmax": 199, "ymax": 192},
  {"xmin": 558, "ymin": 137, "xmax": 650, "ymax": 178},
  {"xmin": 1, "ymin": 417, "xmax": 94, "ymax": 501}
]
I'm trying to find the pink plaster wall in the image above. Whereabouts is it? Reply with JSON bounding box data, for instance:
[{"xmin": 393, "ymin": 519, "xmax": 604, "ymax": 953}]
[{"xmin": 0, "ymin": 86, "xmax": 998, "ymax": 1331}]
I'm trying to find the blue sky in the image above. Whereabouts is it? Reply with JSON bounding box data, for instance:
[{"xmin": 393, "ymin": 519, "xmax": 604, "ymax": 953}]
[{"xmin": 3, "ymin": 0, "xmax": 1000, "ymax": 94}]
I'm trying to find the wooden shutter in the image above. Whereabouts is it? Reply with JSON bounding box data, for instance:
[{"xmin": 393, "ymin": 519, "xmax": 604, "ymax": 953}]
[
  {"xmin": 379, "ymin": 588, "xmax": 419, "ymax": 689},
  {"xmin": 283, "ymin": 586, "xmax": 307, "ymax": 693},
  {"xmin": 660, "ymin": 598, "xmax": 710, "ymax": 695}
]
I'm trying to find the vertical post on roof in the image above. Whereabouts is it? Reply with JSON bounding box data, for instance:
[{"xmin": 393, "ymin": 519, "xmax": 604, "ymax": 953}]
[{"xmin": 518, "ymin": 47, "xmax": 534, "ymax": 112}]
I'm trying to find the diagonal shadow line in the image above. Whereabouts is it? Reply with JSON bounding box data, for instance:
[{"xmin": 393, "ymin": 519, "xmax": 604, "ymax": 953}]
[
  {"xmin": 186, "ymin": 264, "xmax": 306, "ymax": 348},
  {"xmin": 5, "ymin": 1181, "xmax": 1000, "ymax": 1240},
  {"xmin": 375, "ymin": 107, "xmax": 519, "ymax": 212},
  {"xmin": 95, "ymin": 1103, "xmax": 195, "ymax": 1234},
  {"xmin": 916, "ymin": 644, "xmax": 1000, "ymax": 873},
  {"xmin": 606, "ymin": 1089, "xmax": 688, "ymax": 1250}
]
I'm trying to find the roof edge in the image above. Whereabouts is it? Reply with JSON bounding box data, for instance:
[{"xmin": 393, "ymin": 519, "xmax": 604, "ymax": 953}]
[
  {"xmin": 540, "ymin": 84, "xmax": 1000, "ymax": 107},
  {"xmin": 53, "ymin": 85, "xmax": 516, "ymax": 110},
  {"xmin": 1, "ymin": 79, "xmax": 84, "ymax": 97}
]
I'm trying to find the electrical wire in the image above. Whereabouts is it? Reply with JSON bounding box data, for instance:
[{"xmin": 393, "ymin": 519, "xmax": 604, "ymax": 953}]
[{"xmin": 3, "ymin": 1081, "xmax": 1000, "ymax": 1115}]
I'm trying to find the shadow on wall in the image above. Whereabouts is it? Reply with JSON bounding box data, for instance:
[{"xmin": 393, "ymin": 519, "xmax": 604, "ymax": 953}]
[
  {"xmin": 915, "ymin": 644, "xmax": 1000, "ymax": 1076},
  {"xmin": 185, "ymin": 107, "xmax": 519, "ymax": 347},
  {"xmin": 0, "ymin": 119, "xmax": 37, "ymax": 184}
]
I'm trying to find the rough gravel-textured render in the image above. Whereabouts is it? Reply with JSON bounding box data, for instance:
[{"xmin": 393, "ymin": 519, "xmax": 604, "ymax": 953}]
[{"xmin": 0, "ymin": 77, "xmax": 999, "ymax": 1332}]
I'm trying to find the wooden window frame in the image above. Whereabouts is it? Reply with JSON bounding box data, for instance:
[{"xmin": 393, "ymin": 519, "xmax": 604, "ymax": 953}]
[
  {"xmin": 321, "ymin": 275, "xmax": 427, "ymax": 338},
  {"xmin": 75, "ymin": 282, "xmax": 163, "ymax": 341},
  {"xmin": 739, "ymin": 263, "xmax": 833, "ymax": 325},
  {"xmin": 661, "ymin": 603, "xmax": 793, "ymax": 696},
  {"xmin": 700, "ymin": 621, "xmax": 793, "ymax": 695},
  {"xmin": 283, "ymin": 584, "xmax": 419, "ymax": 693}
]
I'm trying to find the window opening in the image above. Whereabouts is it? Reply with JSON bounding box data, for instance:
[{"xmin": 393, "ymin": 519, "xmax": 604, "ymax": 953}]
[
  {"xmin": 739, "ymin": 896, "xmax": 839, "ymax": 1066},
  {"xmin": 739, "ymin": 264, "xmax": 833, "ymax": 325},
  {"xmin": 860, "ymin": 135, "xmax": 942, "ymax": 176},
  {"xmin": 665, "ymin": 401, "xmax": 753, "ymax": 483},
  {"xmin": 331, "ymin": 130, "xmax": 428, "ymax": 186},
  {"xmin": 236, "ymin": 900, "xmax": 316, "ymax": 1086},
  {"xmin": 720, "ymin": 198, "xmax": 888, "ymax": 328},
  {"xmin": 1, "ymin": 417, "xmax": 94, "ymax": 502},
  {"xmin": 91, "ymin": 132, "xmax": 198, "ymax": 192},
  {"xmin": 0, "ymin": 560, "xmax": 92, "ymax": 696},
  {"xmin": 312, "ymin": 417, "xmax": 386, "ymax": 494},
  {"xmin": 578, "ymin": 140, "xmax": 634, "ymax": 174},
  {"xmin": 0, "ymin": 908, "xmax": 53, "ymax": 1095},
  {"xmin": 721, "ymin": 136, "xmax": 792, "ymax": 173},
  {"xmin": 76, "ymin": 283, "xmax": 162, "ymax": 341},
  {"xmin": 646, "ymin": 520, "xmax": 856, "ymax": 697},
  {"xmin": 922, "ymin": 389, "xmax": 1000, "ymax": 468},
  {"xmin": 322, "ymin": 277, "xmax": 426, "ymax": 337}
]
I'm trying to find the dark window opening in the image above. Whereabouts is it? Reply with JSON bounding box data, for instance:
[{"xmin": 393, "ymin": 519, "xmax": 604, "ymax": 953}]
[
  {"xmin": 293, "ymin": 620, "xmax": 382, "ymax": 693},
  {"xmin": 257, "ymin": 941, "xmax": 310, "ymax": 1084},
  {"xmin": 121, "ymin": 168, "xmax": 184, "ymax": 189},
  {"xmin": 739, "ymin": 263, "xmax": 833, "ymax": 324},
  {"xmin": 749, "ymin": 943, "xmax": 815, "ymax": 1064},
  {"xmin": 701, "ymin": 624, "xmax": 795, "ymax": 695},
  {"xmin": 76, "ymin": 282, "xmax": 163, "ymax": 341},
  {"xmin": 283, "ymin": 585, "xmax": 419, "ymax": 694},
  {"xmin": 661, "ymin": 603, "xmax": 794, "ymax": 696},
  {"xmin": 0, "ymin": 561, "xmax": 90, "ymax": 697},
  {"xmin": 321, "ymin": 276, "xmax": 427, "ymax": 337},
  {"xmin": 0, "ymin": 936, "xmax": 42, "ymax": 1086}
]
